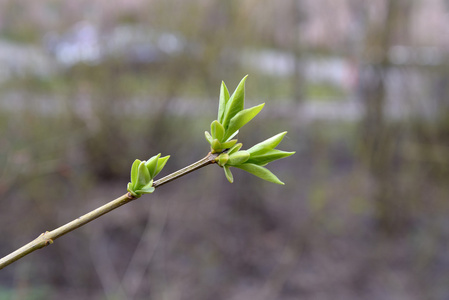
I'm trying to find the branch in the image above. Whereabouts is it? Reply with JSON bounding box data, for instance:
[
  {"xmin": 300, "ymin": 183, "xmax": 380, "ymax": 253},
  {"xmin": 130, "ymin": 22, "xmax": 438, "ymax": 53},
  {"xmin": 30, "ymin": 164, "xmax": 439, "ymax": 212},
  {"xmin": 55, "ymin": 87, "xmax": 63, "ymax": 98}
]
[{"xmin": 0, "ymin": 152, "xmax": 218, "ymax": 270}]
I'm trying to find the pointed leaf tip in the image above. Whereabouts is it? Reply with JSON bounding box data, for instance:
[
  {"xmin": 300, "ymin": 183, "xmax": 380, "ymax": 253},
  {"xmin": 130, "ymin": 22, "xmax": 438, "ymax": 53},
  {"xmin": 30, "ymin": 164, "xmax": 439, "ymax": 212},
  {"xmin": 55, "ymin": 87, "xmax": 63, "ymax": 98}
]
[
  {"xmin": 218, "ymin": 81, "xmax": 230, "ymax": 122},
  {"xmin": 221, "ymin": 75, "xmax": 248, "ymax": 130},
  {"xmin": 145, "ymin": 153, "xmax": 161, "ymax": 178},
  {"xmin": 247, "ymin": 131, "xmax": 289, "ymax": 155},
  {"xmin": 154, "ymin": 155, "xmax": 170, "ymax": 178}
]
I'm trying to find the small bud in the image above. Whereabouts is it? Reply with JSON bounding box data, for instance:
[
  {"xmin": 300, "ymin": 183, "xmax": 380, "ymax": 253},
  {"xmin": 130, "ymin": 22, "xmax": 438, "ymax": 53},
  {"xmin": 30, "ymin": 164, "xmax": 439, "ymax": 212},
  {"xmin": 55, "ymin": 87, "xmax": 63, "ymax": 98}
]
[
  {"xmin": 211, "ymin": 139, "xmax": 222, "ymax": 153},
  {"xmin": 217, "ymin": 153, "xmax": 229, "ymax": 167},
  {"xmin": 211, "ymin": 120, "xmax": 225, "ymax": 142}
]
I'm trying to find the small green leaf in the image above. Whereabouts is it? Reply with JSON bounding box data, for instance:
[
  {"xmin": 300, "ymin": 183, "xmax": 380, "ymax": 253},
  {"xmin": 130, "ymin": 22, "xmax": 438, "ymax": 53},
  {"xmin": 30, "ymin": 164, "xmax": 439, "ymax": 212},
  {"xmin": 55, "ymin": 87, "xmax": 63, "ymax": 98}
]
[
  {"xmin": 136, "ymin": 186, "xmax": 155, "ymax": 194},
  {"xmin": 228, "ymin": 150, "xmax": 250, "ymax": 166},
  {"xmin": 141, "ymin": 180, "xmax": 154, "ymax": 190},
  {"xmin": 218, "ymin": 81, "xmax": 230, "ymax": 123},
  {"xmin": 246, "ymin": 149, "xmax": 295, "ymax": 166},
  {"xmin": 136, "ymin": 180, "xmax": 155, "ymax": 194},
  {"xmin": 235, "ymin": 163, "xmax": 285, "ymax": 185},
  {"xmin": 145, "ymin": 153, "xmax": 161, "ymax": 178},
  {"xmin": 130, "ymin": 159, "xmax": 141, "ymax": 186},
  {"xmin": 220, "ymin": 139, "xmax": 237, "ymax": 150},
  {"xmin": 228, "ymin": 143, "xmax": 243, "ymax": 155},
  {"xmin": 224, "ymin": 103, "xmax": 265, "ymax": 141},
  {"xmin": 205, "ymin": 131, "xmax": 213, "ymax": 145},
  {"xmin": 224, "ymin": 166, "xmax": 234, "ymax": 183},
  {"xmin": 211, "ymin": 120, "xmax": 225, "ymax": 142},
  {"xmin": 137, "ymin": 161, "xmax": 151, "ymax": 188},
  {"xmin": 154, "ymin": 155, "xmax": 170, "ymax": 178},
  {"xmin": 247, "ymin": 131, "xmax": 288, "ymax": 156},
  {"xmin": 222, "ymin": 75, "xmax": 248, "ymax": 130}
]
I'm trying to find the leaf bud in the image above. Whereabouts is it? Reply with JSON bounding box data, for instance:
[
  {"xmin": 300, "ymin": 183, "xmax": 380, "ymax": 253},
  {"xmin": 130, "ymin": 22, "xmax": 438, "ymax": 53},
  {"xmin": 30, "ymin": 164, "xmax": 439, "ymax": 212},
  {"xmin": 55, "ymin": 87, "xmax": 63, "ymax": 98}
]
[{"xmin": 217, "ymin": 153, "xmax": 229, "ymax": 167}]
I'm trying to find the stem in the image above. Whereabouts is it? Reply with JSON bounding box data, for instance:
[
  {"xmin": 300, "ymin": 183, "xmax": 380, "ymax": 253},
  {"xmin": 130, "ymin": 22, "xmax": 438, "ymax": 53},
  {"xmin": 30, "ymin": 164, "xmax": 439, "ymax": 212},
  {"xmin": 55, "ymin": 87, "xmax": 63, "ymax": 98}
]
[
  {"xmin": 0, "ymin": 152, "xmax": 218, "ymax": 270},
  {"xmin": 153, "ymin": 152, "xmax": 217, "ymax": 188}
]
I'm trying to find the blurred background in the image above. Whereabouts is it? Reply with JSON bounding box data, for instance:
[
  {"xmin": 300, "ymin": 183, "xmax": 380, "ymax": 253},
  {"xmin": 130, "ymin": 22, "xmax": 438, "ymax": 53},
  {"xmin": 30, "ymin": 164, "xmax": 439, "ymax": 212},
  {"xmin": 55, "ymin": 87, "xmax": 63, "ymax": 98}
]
[{"xmin": 0, "ymin": 0, "xmax": 449, "ymax": 299}]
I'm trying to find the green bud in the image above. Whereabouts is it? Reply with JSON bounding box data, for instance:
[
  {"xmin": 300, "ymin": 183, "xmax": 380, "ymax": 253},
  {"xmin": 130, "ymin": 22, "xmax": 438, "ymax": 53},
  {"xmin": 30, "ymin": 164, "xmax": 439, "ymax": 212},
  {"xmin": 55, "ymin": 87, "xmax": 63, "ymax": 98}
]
[
  {"xmin": 128, "ymin": 154, "xmax": 169, "ymax": 196},
  {"xmin": 127, "ymin": 182, "xmax": 138, "ymax": 197},
  {"xmin": 217, "ymin": 153, "xmax": 229, "ymax": 167},
  {"xmin": 211, "ymin": 120, "xmax": 225, "ymax": 142},
  {"xmin": 211, "ymin": 139, "xmax": 222, "ymax": 153}
]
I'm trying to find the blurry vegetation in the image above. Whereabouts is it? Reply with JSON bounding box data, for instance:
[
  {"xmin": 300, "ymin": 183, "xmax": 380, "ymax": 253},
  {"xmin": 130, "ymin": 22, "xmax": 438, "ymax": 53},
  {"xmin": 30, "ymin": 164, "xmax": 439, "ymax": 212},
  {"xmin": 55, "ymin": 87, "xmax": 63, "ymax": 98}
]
[{"xmin": 304, "ymin": 83, "xmax": 347, "ymax": 100}]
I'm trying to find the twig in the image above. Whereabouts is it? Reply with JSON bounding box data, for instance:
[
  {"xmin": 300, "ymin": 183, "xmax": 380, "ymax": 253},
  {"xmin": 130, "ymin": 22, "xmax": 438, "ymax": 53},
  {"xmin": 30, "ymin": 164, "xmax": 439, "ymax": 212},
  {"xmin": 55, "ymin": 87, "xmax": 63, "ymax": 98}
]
[{"xmin": 0, "ymin": 152, "xmax": 217, "ymax": 270}]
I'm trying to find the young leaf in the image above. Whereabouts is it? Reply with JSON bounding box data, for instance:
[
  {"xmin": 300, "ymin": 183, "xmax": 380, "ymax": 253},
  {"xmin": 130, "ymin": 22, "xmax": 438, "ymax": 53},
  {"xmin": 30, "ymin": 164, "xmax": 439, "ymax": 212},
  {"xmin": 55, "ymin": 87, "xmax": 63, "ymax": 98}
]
[
  {"xmin": 246, "ymin": 149, "xmax": 295, "ymax": 166},
  {"xmin": 136, "ymin": 180, "xmax": 155, "ymax": 194},
  {"xmin": 127, "ymin": 182, "xmax": 137, "ymax": 197},
  {"xmin": 145, "ymin": 153, "xmax": 161, "ymax": 178},
  {"xmin": 220, "ymin": 139, "xmax": 238, "ymax": 150},
  {"xmin": 224, "ymin": 166, "xmax": 234, "ymax": 183},
  {"xmin": 137, "ymin": 161, "xmax": 151, "ymax": 188},
  {"xmin": 224, "ymin": 103, "xmax": 265, "ymax": 141},
  {"xmin": 227, "ymin": 150, "xmax": 250, "ymax": 166},
  {"xmin": 221, "ymin": 75, "xmax": 248, "ymax": 130},
  {"xmin": 218, "ymin": 81, "xmax": 230, "ymax": 123},
  {"xmin": 235, "ymin": 163, "xmax": 285, "ymax": 185},
  {"xmin": 130, "ymin": 159, "xmax": 141, "ymax": 187},
  {"xmin": 154, "ymin": 155, "xmax": 170, "ymax": 178},
  {"xmin": 205, "ymin": 131, "xmax": 213, "ymax": 145},
  {"xmin": 136, "ymin": 186, "xmax": 155, "ymax": 194},
  {"xmin": 211, "ymin": 120, "xmax": 225, "ymax": 142},
  {"xmin": 247, "ymin": 131, "xmax": 288, "ymax": 156},
  {"xmin": 228, "ymin": 143, "xmax": 243, "ymax": 155}
]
